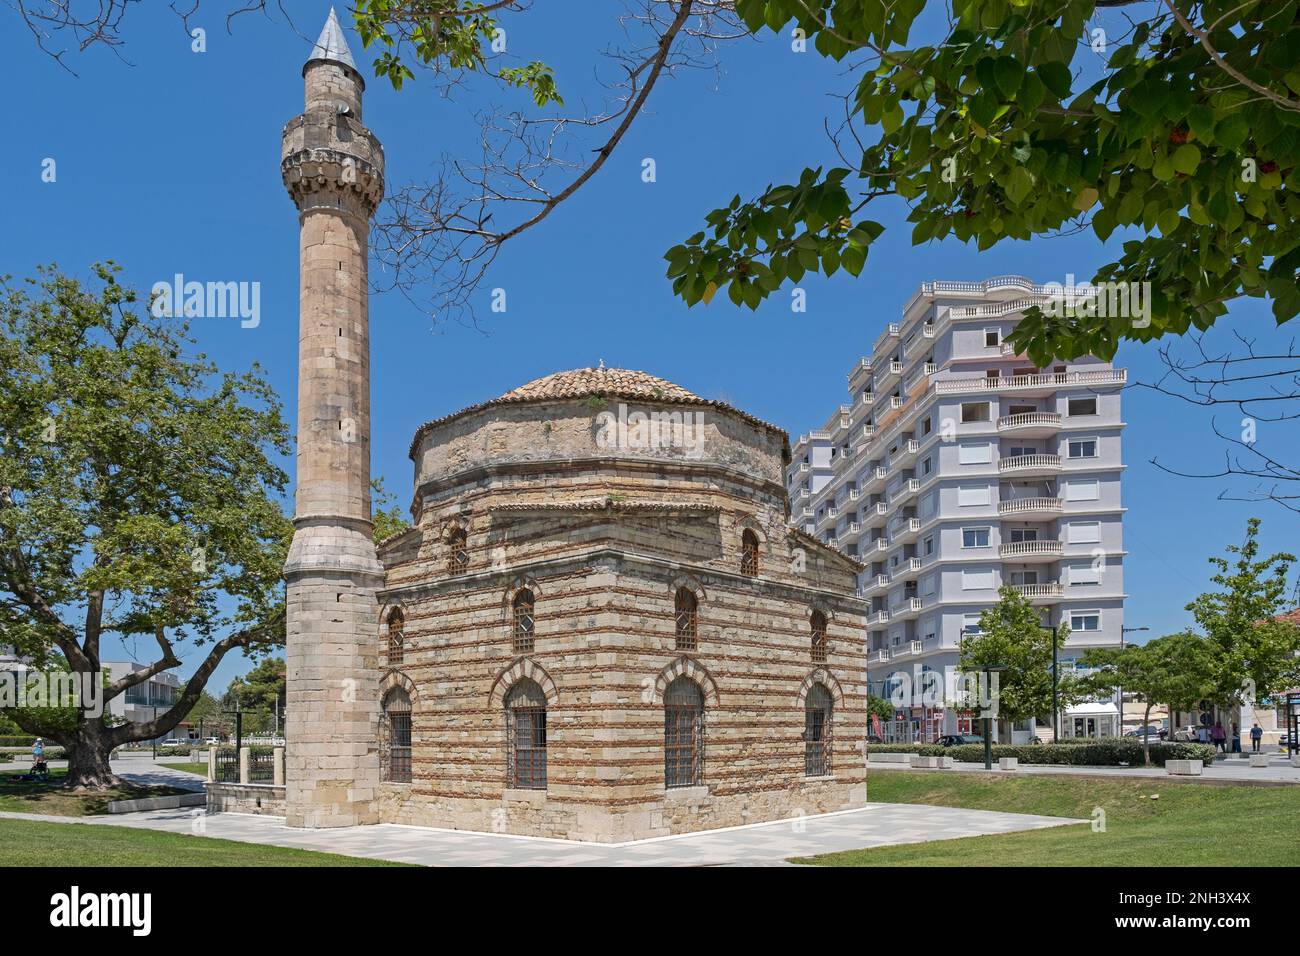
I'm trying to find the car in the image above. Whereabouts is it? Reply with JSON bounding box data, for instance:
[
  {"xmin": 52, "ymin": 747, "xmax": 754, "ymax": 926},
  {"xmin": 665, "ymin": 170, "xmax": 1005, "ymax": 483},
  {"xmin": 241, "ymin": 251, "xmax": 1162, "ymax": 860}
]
[
  {"xmin": 161, "ymin": 738, "xmax": 183, "ymax": 746},
  {"xmin": 1124, "ymin": 726, "xmax": 1163, "ymax": 740},
  {"xmin": 936, "ymin": 734, "xmax": 985, "ymax": 747},
  {"xmin": 204, "ymin": 736, "xmax": 221, "ymax": 745}
]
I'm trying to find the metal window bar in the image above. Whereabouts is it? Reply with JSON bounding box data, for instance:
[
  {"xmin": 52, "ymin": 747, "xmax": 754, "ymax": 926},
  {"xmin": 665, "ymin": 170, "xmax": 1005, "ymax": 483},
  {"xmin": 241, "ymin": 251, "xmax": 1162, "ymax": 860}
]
[
  {"xmin": 215, "ymin": 747, "xmax": 240, "ymax": 783},
  {"xmin": 447, "ymin": 529, "xmax": 469, "ymax": 574},
  {"xmin": 388, "ymin": 714, "xmax": 412, "ymax": 783},
  {"xmin": 674, "ymin": 589, "xmax": 698, "ymax": 651},
  {"xmin": 508, "ymin": 707, "xmax": 547, "ymax": 789},
  {"xmin": 805, "ymin": 684, "xmax": 833, "ymax": 776},
  {"xmin": 513, "ymin": 591, "xmax": 535, "ymax": 655},
  {"xmin": 811, "ymin": 612, "xmax": 828, "ymax": 664},
  {"xmin": 740, "ymin": 532, "xmax": 760, "ymax": 576},
  {"xmin": 248, "ymin": 748, "xmax": 276, "ymax": 783},
  {"xmin": 664, "ymin": 677, "xmax": 705, "ymax": 789}
]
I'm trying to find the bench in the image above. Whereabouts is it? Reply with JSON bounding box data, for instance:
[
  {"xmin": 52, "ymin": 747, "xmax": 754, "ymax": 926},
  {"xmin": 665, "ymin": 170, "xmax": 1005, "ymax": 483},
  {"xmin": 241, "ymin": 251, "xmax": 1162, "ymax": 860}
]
[{"xmin": 867, "ymin": 752, "xmax": 912, "ymax": 765}]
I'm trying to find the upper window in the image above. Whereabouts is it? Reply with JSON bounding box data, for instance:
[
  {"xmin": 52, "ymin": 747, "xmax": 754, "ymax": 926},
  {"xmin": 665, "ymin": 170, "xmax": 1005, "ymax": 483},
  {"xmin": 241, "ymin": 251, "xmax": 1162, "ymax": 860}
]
[
  {"xmin": 962, "ymin": 527, "xmax": 991, "ymax": 548},
  {"xmin": 1070, "ymin": 610, "xmax": 1101, "ymax": 631},
  {"xmin": 811, "ymin": 611, "xmax": 828, "ymax": 664},
  {"xmin": 505, "ymin": 679, "xmax": 547, "ymax": 790},
  {"xmin": 1067, "ymin": 438, "xmax": 1098, "ymax": 459},
  {"xmin": 386, "ymin": 608, "xmax": 405, "ymax": 667},
  {"xmin": 804, "ymin": 683, "xmax": 833, "ymax": 777},
  {"xmin": 512, "ymin": 589, "xmax": 535, "ymax": 655},
  {"xmin": 961, "ymin": 401, "xmax": 991, "ymax": 423},
  {"xmin": 381, "ymin": 687, "xmax": 412, "ymax": 784},
  {"xmin": 447, "ymin": 527, "xmax": 469, "ymax": 574},
  {"xmin": 664, "ymin": 677, "xmax": 705, "ymax": 789},
  {"xmin": 984, "ymin": 328, "xmax": 1001, "ymax": 347},
  {"xmin": 1067, "ymin": 396, "xmax": 1098, "ymax": 416},
  {"xmin": 740, "ymin": 529, "xmax": 760, "ymax": 576},
  {"xmin": 674, "ymin": 588, "xmax": 698, "ymax": 651}
]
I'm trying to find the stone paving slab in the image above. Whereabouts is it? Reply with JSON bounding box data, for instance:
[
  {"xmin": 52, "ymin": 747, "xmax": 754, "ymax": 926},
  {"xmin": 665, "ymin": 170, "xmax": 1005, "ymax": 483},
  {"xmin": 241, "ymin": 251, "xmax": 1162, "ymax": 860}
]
[{"xmin": 0, "ymin": 802, "xmax": 1082, "ymax": 866}]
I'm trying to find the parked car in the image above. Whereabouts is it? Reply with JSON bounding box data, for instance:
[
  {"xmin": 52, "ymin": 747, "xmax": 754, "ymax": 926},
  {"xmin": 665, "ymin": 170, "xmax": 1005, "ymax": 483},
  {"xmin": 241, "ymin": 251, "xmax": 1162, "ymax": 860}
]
[
  {"xmin": 1124, "ymin": 726, "xmax": 1163, "ymax": 740},
  {"xmin": 937, "ymin": 734, "xmax": 985, "ymax": 747},
  {"xmin": 161, "ymin": 738, "xmax": 184, "ymax": 746},
  {"xmin": 204, "ymin": 736, "xmax": 220, "ymax": 745}
]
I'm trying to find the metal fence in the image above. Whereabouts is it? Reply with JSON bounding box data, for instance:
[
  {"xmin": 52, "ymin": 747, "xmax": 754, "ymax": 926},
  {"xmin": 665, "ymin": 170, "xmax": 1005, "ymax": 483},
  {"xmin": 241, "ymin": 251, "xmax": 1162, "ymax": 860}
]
[
  {"xmin": 879, "ymin": 718, "xmax": 943, "ymax": 744},
  {"xmin": 215, "ymin": 747, "xmax": 240, "ymax": 783},
  {"xmin": 248, "ymin": 748, "xmax": 276, "ymax": 783}
]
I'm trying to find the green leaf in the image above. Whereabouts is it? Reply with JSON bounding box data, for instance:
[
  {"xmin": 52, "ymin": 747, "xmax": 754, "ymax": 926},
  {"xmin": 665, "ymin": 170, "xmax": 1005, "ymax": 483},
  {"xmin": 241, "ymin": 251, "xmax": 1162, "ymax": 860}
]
[
  {"xmin": 1037, "ymin": 62, "xmax": 1073, "ymax": 100},
  {"xmin": 1172, "ymin": 143, "xmax": 1201, "ymax": 175},
  {"xmin": 1005, "ymin": 166, "xmax": 1034, "ymax": 204},
  {"xmin": 993, "ymin": 56, "xmax": 1024, "ymax": 99}
]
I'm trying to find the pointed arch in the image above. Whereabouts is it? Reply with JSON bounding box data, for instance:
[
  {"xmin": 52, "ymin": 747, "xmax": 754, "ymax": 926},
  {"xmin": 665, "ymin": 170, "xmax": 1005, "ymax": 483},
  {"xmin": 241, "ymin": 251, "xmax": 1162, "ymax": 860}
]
[
  {"xmin": 380, "ymin": 669, "xmax": 419, "ymax": 709},
  {"xmin": 797, "ymin": 667, "xmax": 844, "ymax": 708},
  {"xmin": 488, "ymin": 657, "xmax": 559, "ymax": 709},
  {"xmin": 652, "ymin": 656, "xmax": 720, "ymax": 707}
]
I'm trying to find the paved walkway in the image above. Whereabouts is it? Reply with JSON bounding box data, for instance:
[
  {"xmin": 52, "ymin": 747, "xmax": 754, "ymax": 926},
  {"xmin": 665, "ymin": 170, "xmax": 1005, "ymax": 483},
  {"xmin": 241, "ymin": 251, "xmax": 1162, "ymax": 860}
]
[
  {"xmin": 867, "ymin": 754, "xmax": 1300, "ymax": 784},
  {"xmin": 0, "ymin": 802, "xmax": 1081, "ymax": 866}
]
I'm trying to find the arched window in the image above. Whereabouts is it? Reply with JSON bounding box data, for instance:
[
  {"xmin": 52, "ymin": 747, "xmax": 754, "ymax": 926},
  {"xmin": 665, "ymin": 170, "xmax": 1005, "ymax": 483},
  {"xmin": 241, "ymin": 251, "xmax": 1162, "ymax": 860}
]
[
  {"xmin": 740, "ymin": 528, "xmax": 760, "ymax": 576},
  {"xmin": 512, "ymin": 589, "xmax": 535, "ymax": 655},
  {"xmin": 664, "ymin": 676, "xmax": 704, "ymax": 788},
  {"xmin": 810, "ymin": 610, "xmax": 828, "ymax": 664},
  {"xmin": 505, "ymin": 679, "xmax": 547, "ymax": 790},
  {"xmin": 804, "ymin": 682, "xmax": 833, "ymax": 777},
  {"xmin": 447, "ymin": 526, "xmax": 469, "ymax": 574},
  {"xmin": 381, "ymin": 687, "xmax": 412, "ymax": 783},
  {"xmin": 387, "ymin": 607, "xmax": 405, "ymax": 667},
  {"xmin": 674, "ymin": 588, "xmax": 698, "ymax": 651}
]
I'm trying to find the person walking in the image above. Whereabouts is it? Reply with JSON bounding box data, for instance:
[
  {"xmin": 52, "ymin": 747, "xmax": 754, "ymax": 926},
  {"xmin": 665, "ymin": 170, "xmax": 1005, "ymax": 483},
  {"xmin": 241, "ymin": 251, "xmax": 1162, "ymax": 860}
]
[
  {"xmin": 1211, "ymin": 721, "xmax": 1227, "ymax": 753},
  {"xmin": 1231, "ymin": 722, "xmax": 1241, "ymax": 754},
  {"xmin": 1250, "ymin": 722, "xmax": 1264, "ymax": 753}
]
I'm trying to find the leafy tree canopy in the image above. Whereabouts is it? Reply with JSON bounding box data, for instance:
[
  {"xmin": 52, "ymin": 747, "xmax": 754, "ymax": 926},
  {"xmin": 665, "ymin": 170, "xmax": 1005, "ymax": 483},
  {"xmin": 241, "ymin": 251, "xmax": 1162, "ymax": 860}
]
[{"xmin": 665, "ymin": 0, "xmax": 1300, "ymax": 363}]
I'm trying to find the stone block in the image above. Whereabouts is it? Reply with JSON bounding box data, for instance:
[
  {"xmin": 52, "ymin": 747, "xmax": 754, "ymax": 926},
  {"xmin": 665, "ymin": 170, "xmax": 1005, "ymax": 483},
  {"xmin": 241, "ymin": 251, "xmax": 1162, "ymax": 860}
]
[
  {"xmin": 998, "ymin": 757, "xmax": 1019, "ymax": 770},
  {"xmin": 1166, "ymin": 759, "xmax": 1203, "ymax": 775},
  {"xmin": 868, "ymin": 752, "xmax": 912, "ymax": 764}
]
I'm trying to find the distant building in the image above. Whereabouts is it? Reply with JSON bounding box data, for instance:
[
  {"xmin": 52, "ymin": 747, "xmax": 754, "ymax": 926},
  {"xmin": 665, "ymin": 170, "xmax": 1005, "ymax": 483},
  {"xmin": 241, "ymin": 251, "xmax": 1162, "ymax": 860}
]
[
  {"xmin": 102, "ymin": 662, "xmax": 181, "ymax": 743},
  {"xmin": 786, "ymin": 277, "xmax": 1128, "ymax": 742}
]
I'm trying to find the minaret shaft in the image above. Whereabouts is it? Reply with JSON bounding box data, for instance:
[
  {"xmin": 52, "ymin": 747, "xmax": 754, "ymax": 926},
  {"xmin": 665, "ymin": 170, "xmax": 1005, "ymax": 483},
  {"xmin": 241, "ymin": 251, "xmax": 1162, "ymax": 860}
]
[{"xmin": 280, "ymin": 10, "xmax": 386, "ymax": 829}]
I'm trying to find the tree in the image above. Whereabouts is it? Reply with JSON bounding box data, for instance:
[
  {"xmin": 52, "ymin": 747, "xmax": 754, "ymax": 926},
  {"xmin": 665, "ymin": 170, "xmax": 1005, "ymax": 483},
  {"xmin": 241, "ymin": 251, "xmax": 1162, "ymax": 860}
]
[
  {"xmin": 866, "ymin": 694, "xmax": 895, "ymax": 723},
  {"xmin": 1185, "ymin": 517, "xmax": 1300, "ymax": 708},
  {"xmin": 1079, "ymin": 631, "xmax": 1214, "ymax": 764},
  {"xmin": 183, "ymin": 691, "xmax": 228, "ymax": 739},
  {"xmin": 667, "ymin": 1, "xmax": 1300, "ymax": 359},
  {"xmin": 223, "ymin": 657, "xmax": 286, "ymax": 735},
  {"xmin": 958, "ymin": 586, "xmax": 1081, "ymax": 732},
  {"xmin": 0, "ymin": 264, "xmax": 292, "ymax": 788}
]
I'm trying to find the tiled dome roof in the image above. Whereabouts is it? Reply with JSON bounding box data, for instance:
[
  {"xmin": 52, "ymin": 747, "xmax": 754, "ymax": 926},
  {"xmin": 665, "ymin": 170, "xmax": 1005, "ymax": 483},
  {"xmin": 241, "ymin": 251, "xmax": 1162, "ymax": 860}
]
[
  {"xmin": 407, "ymin": 365, "xmax": 786, "ymax": 458},
  {"xmin": 498, "ymin": 367, "xmax": 700, "ymax": 404}
]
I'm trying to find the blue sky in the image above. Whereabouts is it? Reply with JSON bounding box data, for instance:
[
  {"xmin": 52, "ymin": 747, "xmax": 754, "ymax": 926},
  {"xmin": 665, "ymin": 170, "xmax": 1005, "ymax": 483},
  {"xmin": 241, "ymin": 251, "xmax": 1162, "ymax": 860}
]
[{"xmin": 3, "ymin": 4, "xmax": 1296, "ymax": 691}]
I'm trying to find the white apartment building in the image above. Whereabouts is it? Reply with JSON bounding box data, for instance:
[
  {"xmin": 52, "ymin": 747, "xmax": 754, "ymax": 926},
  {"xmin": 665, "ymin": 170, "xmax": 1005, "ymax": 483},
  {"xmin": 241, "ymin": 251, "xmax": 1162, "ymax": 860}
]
[{"xmin": 787, "ymin": 276, "xmax": 1127, "ymax": 741}]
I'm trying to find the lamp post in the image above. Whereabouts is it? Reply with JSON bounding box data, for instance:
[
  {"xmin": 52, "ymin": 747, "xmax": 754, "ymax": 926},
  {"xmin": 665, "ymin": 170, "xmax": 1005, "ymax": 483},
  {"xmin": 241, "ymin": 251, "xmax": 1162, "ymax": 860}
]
[
  {"xmin": 977, "ymin": 665, "xmax": 1007, "ymax": 770},
  {"xmin": 1041, "ymin": 623, "xmax": 1061, "ymax": 741},
  {"xmin": 1118, "ymin": 626, "xmax": 1149, "ymax": 736}
]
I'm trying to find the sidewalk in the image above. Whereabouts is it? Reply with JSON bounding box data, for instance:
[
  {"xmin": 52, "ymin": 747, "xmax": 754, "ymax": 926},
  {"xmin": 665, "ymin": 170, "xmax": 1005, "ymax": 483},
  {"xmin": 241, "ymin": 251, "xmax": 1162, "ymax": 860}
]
[{"xmin": 867, "ymin": 753, "xmax": 1300, "ymax": 785}]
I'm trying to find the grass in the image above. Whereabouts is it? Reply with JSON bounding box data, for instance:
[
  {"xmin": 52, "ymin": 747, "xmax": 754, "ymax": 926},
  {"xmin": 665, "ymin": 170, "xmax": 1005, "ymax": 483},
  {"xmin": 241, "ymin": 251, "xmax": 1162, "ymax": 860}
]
[
  {"xmin": 0, "ymin": 769, "xmax": 191, "ymax": 817},
  {"xmin": 0, "ymin": 817, "xmax": 409, "ymax": 866},
  {"xmin": 798, "ymin": 772, "xmax": 1300, "ymax": 866},
  {"xmin": 157, "ymin": 762, "xmax": 209, "ymax": 777}
]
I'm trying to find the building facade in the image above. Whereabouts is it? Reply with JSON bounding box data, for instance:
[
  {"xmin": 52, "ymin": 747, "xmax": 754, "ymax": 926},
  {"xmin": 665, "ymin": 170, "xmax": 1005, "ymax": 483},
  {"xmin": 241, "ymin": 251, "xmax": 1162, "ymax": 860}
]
[
  {"xmin": 373, "ymin": 367, "xmax": 868, "ymax": 842},
  {"xmin": 787, "ymin": 277, "xmax": 1127, "ymax": 741}
]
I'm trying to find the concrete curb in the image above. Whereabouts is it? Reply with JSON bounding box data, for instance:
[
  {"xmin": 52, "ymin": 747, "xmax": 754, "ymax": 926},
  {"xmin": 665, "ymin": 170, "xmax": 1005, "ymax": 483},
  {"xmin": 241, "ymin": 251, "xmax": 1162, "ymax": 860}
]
[{"xmin": 106, "ymin": 793, "xmax": 207, "ymax": 814}]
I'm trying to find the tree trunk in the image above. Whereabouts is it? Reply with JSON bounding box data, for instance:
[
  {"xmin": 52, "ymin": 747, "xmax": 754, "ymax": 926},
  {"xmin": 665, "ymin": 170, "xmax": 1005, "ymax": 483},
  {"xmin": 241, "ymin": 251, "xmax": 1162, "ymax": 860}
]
[
  {"xmin": 1142, "ymin": 702, "xmax": 1152, "ymax": 767},
  {"xmin": 62, "ymin": 719, "xmax": 122, "ymax": 790}
]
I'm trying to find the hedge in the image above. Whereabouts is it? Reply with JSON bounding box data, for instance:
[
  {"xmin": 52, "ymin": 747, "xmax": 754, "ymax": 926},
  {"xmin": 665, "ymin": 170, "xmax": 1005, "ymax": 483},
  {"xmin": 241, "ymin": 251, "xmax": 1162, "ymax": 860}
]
[
  {"xmin": 0, "ymin": 736, "xmax": 36, "ymax": 747},
  {"xmin": 865, "ymin": 740, "xmax": 1216, "ymax": 767}
]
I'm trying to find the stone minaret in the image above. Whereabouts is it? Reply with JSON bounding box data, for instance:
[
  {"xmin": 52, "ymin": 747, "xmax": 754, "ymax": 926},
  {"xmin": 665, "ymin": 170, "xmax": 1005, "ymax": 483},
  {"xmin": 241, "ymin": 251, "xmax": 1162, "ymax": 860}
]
[{"xmin": 280, "ymin": 8, "xmax": 385, "ymax": 828}]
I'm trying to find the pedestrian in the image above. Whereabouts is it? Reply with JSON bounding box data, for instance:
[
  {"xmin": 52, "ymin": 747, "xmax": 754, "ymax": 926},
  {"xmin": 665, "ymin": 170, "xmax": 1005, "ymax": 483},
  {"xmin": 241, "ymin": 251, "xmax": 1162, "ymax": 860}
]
[
  {"xmin": 1250, "ymin": 722, "xmax": 1263, "ymax": 753},
  {"xmin": 1211, "ymin": 721, "xmax": 1227, "ymax": 753},
  {"xmin": 1231, "ymin": 722, "xmax": 1241, "ymax": 754}
]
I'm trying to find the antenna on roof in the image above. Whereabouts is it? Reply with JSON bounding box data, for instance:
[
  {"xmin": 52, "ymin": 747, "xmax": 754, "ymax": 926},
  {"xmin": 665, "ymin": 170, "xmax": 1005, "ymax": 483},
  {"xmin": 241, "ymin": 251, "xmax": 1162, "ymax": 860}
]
[{"xmin": 598, "ymin": 359, "xmax": 605, "ymax": 370}]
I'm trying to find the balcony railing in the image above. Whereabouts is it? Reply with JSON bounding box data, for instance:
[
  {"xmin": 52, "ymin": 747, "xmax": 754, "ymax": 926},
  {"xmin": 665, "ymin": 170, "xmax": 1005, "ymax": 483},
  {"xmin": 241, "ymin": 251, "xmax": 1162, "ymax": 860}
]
[
  {"xmin": 998, "ymin": 540, "xmax": 1064, "ymax": 558},
  {"xmin": 1013, "ymin": 582, "xmax": 1065, "ymax": 599},
  {"xmin": 996, "ymin": 411, "xmax": 1062, "ymax": 431},
  {"xmin": 934, "ymin": 368, "xmax": 1127, "ymax": 395},
  {"xmin": 997, "ymin": 496, "xmax": 1064, "ymax": 515},
  {"xmin": 872, "ymin": 648, "xmax": 891, "ymax": 663},
  {"xmin": 998, "ymin": 453, "xmax": 1063, "ymax": 473}
]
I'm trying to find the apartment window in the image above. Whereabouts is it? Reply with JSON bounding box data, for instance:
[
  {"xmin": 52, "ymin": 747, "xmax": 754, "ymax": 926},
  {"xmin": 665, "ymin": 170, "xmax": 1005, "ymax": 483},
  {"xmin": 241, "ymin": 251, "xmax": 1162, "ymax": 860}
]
[
  {"xmin": 961, "ymin": 401, "xmax": 991, "ymax": 423},
  {"xmin": 1068, "ymin": 437, "xmax": 1099, "ymax": 459},
  {"xmin": 1008, "ymin": 445, "xmax": 1037, "ymax": 458},
  {"xmin": 958, "ymin": 442, "xmax": 993, "ymax": 465},
  {"xmin": 922, "ymin": 416, "xmax": 933, "ymax": 436},
  {"xmin": 962, "ymin": 568, "xmax": 995, "ymax": 590},
  {"xmin": 921, "ymin": 456, "xmax": 933, "ymax": 476},
  {"xmin": 1068, "ymin": 563, "xmax": 1101, "ymax": 586},
  {"xmin": 1065, "ymin": 479, "xmax": 1100, "ymax": 501},
  {"xmin": 961, "ymin": 613, "xmax": 983, "ymax": 635},
  {"xmin": 958, "ymin": 485, "xmax": 990, "ymax": 507},
  {"xmin": 1067, "ymin": 521, "xmax": 1101, "ymax": 544},
  {"xmin": 1008, "ymin": 528, "xmax": 1039, "ymax": 543},
  {"xmin": 962, "ymin": 527, "xmax": 991, "ymax": 548},
  {"xmin": 1070, "ymin": 610, "xmax": 1101, "ymax": 631},
  {"xmin": 984, "ymin": 328, "xmax": 1001, "ymax": 347},
  {"xmin": 923, "ymin": 535, "xmax": 934, "ymax": 556},
  {"xmin": 1068, "ymin": 396, "xmax": 1098, "ymax": 416},
  {"xmin": 922, "ymin": 573, "xmax": 937, "ymax": 596},
  {"xmin": 1009, "ymin": 570, "xmax": 1040, "ymax": 585}
]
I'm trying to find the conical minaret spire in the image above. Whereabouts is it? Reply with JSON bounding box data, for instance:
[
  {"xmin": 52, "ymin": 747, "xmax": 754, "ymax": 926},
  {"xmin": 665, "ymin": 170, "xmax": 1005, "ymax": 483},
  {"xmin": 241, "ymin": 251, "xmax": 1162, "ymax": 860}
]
[{"xmin": 306, "ymin": 7, "xmax": 358, "ymax": 73}]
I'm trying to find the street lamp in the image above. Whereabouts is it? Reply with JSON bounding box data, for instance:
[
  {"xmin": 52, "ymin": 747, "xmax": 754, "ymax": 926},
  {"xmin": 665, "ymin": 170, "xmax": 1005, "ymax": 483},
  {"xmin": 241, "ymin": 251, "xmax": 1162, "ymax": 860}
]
[
  {"xmin": 977, "ymin": 664, "xmax": 1007, "ymax": 770},
  {"xmin": 1041, "ymin": 623, "xmax": 1062, "ymax": 741}
]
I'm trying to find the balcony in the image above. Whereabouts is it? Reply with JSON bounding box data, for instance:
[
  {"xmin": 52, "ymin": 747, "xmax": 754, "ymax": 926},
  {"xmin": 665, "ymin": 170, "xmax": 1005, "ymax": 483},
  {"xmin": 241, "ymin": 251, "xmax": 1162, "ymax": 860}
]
[
  {"xmin": 890, "ymin": 597, "xmax": 923, "ymax": 620},
  {"xmin": 842, "ymin": 521, "xmax": 862, "ymax": 540},
  {"xmin": 798, "ymin": 488, "xmax": 811, "ymax": 499},
  {"xmin": 890, "ymin": 478, "xmax": 921, "ymax": 503},
  {"xmin": 870, "ymin": 610, "xmax": 891, "ymax": 626},
  {"xmin": 923, "ymin": 362, "xmax": 937, "ymax": 375},
  {"xmin": 998, "ymin": 539, "xmax": 1064, "ymax": 562},
  {"xmin": 863, "ymin": 573, "xmax": 890, "ymax": 592},
  {"xmin": 889, "ymin": 516, "xmax": 921, "ymax": 542},
  {"xmin": 907, "ymin": 556, "xmax": 923, "ymax": 572},
  {"xmin": 848, "ymin": 488, "xmax": 861, "ymax": 500},
  {"xmin": 996, "ymin": 411, "xmax": 1063, "ymax": 437},
  {"xmin": 933, "ymin": 368, "xmax": 1127, "ymax": 396},
  {"xmin": 998, "ymin": 453, "xmax": 1063, "ymax": 476},
  {"xmin": 1012, "ymin": 582, "xmax": 1065, "ymax": 604},
  {"xmin": 890, "ymin": 396, "xmax": 904, "ymax": 409},
  {"xmin": 872, "ymin": 648, "xmax": 891, "ymax": 663},
  {"xmin": 922, "ymin": 323, "xmax": 936, "ymax": 339},
  {"xmin": 893, "ymin": 438, "xmax": 920, "ymax": 465},
  {"xmin": 997, "ymin": 496, "xmax": 1064, "ymax": 517},
  {"xmin": 871, "ymin": 538, "xmax": 891, "ymax": 553}
]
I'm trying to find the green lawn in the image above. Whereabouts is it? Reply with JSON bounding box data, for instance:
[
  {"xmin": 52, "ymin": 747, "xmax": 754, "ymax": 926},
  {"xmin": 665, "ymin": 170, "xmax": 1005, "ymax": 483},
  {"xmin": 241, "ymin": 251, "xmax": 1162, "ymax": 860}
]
[
  {"xmin": 799, "ymin": 772, "xmax": 1300, "ymax": 866},
  {"xmin": 0, "ymin": 769, "xmax": 190, "ymax": 817},
  {"xmin": 0, "ymin": 817, "xmax": 409, "ymax": 866},
  {"xmin": 157, "ymin": 762, "xmax": 209, "ymax": 777}
]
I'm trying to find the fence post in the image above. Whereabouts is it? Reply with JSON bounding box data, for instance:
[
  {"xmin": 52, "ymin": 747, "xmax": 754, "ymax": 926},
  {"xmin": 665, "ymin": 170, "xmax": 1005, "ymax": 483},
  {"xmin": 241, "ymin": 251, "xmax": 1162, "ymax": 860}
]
[
  {"xmin": 273, "ymin": 747, "xmax": 285, "ymax": 786},
  {"xmin": 239, "ymin": 746, "xmax": 251, "ymax": 785},
  {"xmin": 207, "ymin": 747, "xmax": 217, "ymax": 783}
]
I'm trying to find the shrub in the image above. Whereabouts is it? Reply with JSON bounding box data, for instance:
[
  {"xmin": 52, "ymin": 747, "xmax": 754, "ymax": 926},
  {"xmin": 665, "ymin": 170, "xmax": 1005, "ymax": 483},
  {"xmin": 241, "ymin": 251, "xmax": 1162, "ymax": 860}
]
[
  {"xmin": 0, "ymin": 736, "xmax": 36, "ymax": 747},
  {"xmin": 0, "ymin": 752, "xmax": 12, "ymax": 763}
]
